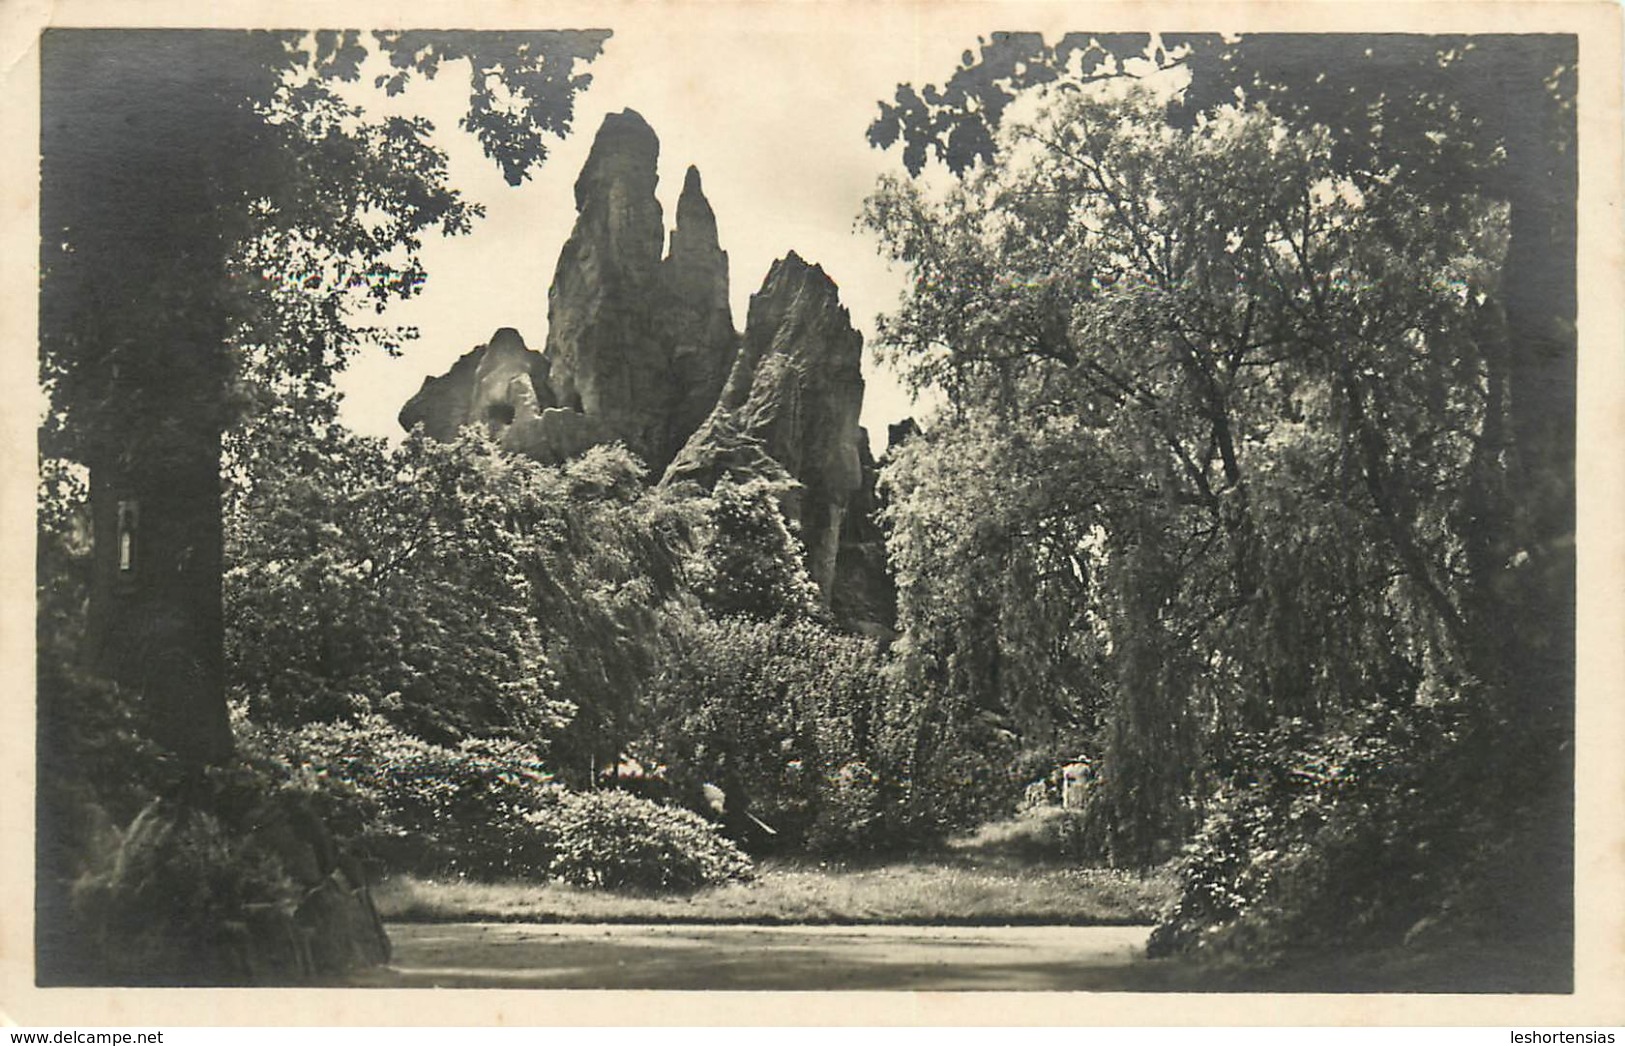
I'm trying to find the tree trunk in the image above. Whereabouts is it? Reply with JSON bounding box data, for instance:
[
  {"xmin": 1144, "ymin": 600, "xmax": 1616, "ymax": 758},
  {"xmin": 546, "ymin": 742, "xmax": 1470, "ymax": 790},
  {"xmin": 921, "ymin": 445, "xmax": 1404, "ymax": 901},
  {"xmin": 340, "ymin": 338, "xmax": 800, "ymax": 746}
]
[
  {"xmin": 86, "ymin": 425, "xmax": 233, "ymax": 762},
  {"xmin": 1499, "ymin": 122, "xmax": 1577, "ymax": 725}
]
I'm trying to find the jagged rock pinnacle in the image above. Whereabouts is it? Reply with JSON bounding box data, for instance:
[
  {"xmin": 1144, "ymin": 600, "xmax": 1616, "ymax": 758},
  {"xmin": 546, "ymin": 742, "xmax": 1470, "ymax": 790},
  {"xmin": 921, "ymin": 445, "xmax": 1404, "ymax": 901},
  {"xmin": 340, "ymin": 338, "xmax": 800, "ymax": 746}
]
[{"xmin": 402, "ymin": 114, "xmax": 890, "ymax": 627}]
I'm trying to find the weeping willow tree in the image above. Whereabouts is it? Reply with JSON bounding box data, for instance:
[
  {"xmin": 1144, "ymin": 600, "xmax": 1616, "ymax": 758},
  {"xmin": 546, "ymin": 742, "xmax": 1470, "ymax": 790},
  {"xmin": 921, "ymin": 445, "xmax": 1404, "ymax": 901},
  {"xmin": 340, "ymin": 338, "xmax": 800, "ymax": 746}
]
[{"xmin": 868, "ymin": 69, "xmax": 1547, "ymax": 861}]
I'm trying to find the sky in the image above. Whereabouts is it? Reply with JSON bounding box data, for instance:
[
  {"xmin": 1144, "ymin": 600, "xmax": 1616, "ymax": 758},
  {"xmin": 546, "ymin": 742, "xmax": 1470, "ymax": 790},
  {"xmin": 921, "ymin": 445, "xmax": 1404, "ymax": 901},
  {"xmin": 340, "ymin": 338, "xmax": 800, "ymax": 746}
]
[{"xmin": 331, "ymin": 11, "xmax": 985, "ymax": 458}]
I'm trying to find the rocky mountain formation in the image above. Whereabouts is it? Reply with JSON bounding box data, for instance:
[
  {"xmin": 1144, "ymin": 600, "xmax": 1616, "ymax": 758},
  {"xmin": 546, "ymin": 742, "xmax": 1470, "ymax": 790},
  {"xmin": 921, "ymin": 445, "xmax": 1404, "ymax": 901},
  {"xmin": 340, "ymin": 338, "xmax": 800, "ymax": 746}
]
[{"xmin": 400, "ymin": 109, "xmax": 894, "ymax": 629}]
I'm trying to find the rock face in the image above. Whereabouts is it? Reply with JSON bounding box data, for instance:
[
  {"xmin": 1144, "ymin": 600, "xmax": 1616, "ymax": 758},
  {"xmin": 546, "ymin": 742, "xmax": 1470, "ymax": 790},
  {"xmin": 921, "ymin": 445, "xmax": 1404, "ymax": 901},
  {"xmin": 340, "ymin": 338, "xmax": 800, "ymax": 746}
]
[
  {"xmin": 665, "ymin": 253, "xmax": 866, "ymax": 602},
  {"xmin": 400, "ymin": 110, "xmax": 890, "ymax": 626},
  {"xmin": 542, "ymin": 111, "xmax": 736, "ymax": 474},
  {"xmin": 832, "ymin": 418, "xmax": 916, "ymax": 632},
  {"xmin": 832, "ymin": 429, "xmax": 895, "ymax": 634},
  {"xmin": 398, "ymin": 327, "xmax": 611, "ymax": 463},
  {"xmin": 660, "ymin": 166, "xmax": 738, "ymax": 455},
  {"xmin": 543, "ymin": 110, "xmax": 673, "ymax": 468}
]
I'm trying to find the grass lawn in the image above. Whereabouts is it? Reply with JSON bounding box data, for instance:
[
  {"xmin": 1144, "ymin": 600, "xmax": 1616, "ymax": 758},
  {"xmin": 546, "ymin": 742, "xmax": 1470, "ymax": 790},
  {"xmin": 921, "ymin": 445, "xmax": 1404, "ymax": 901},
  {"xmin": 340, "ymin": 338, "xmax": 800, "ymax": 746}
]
[
  {"xmin": 374, "ymin": 858, "xmax": 1175, "ymax": 927},
  {"xmin": 374, "ymin": 807, "xmax": 1176, "ymax": 926}
]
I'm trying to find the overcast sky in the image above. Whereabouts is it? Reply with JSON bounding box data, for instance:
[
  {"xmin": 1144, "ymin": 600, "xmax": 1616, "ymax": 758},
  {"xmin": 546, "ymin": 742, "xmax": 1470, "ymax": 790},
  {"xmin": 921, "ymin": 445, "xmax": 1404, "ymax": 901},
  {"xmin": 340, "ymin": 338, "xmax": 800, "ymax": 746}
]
[{"xmin": 332, "ymin": 11, "xmax": 989, "ymax": 456}]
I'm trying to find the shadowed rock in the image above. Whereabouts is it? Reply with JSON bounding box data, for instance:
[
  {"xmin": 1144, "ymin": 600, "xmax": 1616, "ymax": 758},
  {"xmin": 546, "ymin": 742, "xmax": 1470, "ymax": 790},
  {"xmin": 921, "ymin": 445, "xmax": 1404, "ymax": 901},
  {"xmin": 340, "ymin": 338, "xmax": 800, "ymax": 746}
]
[
  {"xmin": 658, "ymin": 165, "xmax": 738, "ymax": 460},
  {"xmin": 664, "ymin": 252, "xmax": 866, "ymax": 602},
  {"xmin": 399, "ymin": 328, "xmax": 611, "ymax": 462},
  {"xmin": 543, "ymin": 109, "xmax": 671, "ymax": 465},
  {"xmin": 832, "ymin": 427, "xmax": 896, "ymax": 634}
]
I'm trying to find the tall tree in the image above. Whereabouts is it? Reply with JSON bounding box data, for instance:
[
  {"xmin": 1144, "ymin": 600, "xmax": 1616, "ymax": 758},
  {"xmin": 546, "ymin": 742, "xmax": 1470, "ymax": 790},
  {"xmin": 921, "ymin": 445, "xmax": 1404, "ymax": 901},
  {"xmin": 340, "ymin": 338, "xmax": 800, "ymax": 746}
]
[
  {"xmin": 867, "ymin": 83, "xmax": 1515, "ymax": 864},
  {"xmin": 40, "ymin": 29, "xmax": 608, "ymax": 759},
  {"xmin": 870, "ymin": 32, "xmax": 1576, "ymax": 731}
]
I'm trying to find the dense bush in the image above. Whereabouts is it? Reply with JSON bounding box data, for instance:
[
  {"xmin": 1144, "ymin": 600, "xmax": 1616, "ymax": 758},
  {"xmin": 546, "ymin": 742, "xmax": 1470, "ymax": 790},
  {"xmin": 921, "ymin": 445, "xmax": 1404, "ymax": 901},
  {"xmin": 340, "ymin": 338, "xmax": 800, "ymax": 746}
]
[
  {"xmin": 880, "ymin": 417, "xmax": 1106, "ymax": 834},
  {"xmin": 242, "ymin": 712, "xmax": 755, "ymax": 891},
  {"xmin": 239, "ymin": 713, "xmax": 561, "ymax": 880},
  {"xmin": 70, "ymin": 802, "xmax": 304, "ymax": 984},
  {"xmin": 38, "ymin": 664, "xmax": 174, "ymax": 821},
  {"xmin": 890, "ymin": 686, "xmax": 1030, "ymax": 836},
  {"xmin": 37, "ymin": 671, "xmax": 389, "ymax": 985},
  {"xmin": 806, "ymin": 761, "xmax": 886, "ymax": 853},
  {"xmin": 548, "ymin": 790, "xmax": 754, "ymax": 890},
  {"xmin": 644, "ymin": 615, "xmax": 932, "ymax": 853},
  {"xmin": 1146, "ymin": 699, "xmax": 1543, "ymax": 961}
]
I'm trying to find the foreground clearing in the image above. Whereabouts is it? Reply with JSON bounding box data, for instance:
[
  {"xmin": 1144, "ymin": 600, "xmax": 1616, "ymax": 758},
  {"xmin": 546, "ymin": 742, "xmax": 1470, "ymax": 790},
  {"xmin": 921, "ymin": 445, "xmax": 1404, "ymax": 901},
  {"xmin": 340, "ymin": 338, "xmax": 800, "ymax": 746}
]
[{"xmin": 348, "ymin": 920, "xmax": 1568, "ymax": 992}]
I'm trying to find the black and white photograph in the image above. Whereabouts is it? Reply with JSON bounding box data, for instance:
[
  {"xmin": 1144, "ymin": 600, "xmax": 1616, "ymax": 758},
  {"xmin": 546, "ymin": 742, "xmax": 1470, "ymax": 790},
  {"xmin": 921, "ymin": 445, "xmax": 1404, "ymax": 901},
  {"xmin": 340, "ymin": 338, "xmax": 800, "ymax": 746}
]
[{"xmin": 6, "ymin": 0, "xmax": 1623, "ymax": 1026}]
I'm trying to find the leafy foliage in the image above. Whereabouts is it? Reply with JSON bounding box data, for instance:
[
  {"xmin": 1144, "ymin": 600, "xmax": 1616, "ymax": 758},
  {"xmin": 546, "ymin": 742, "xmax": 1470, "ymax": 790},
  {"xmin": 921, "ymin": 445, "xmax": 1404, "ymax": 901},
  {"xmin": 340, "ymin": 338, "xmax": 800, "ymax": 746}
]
[
  {"xmin": 868, "ymin": 34, "xmax": 1572, "ymax": 211},
  {"xmin": 41, "ymin": 30, "xmax": 611, "ymax": 459},
  {"xmin": 239, "ymin": 712, "xmax": 752, "ymax": 891},
  {"xmin": 865, "ymin": 58, "xmax": 1569, "ymax": 965},
  {"xmin": 548, "ymin": 790, "xmax": 754, "ymax": 891},
  {"xmin": 68, "ymin": 802, "xmax": 305, "ymax": 985},
  {"xmin": 869, "ymin": 30, "xmax": 1576, "ymax": 740},
  {"xmin": 37, "ymin": 666, "xmax": 177, "ymax": 871},
  {"xmin": 237, "ymin": 713, "xmax": 560, "ymax": 881},
  {"xmin": 872, "ymin": 87, "xmax": 1505, "ymax": 865},
  {"xmin": 37, "ymin": 459, "xmax": 92, "ymax": 675},
  {"xmin": 868, "ymin": 32, "xmax": 1164, "ymax": 176},
  {"xmin": 226, "ymin": 423, "xmax": 563, "ymax": 744},
  {"xmin": 225, "ymin": 421, "xmax": 702, "ymax": 773},
  {"xmin": 691, "ymin": 477, "xmax": 823, "ymax": 623},
  {"xmin": 44, "ymin": 33, "xmax": 443, "ymax": 458},
  {"xmin": 39, "ymin": 30, "xmax": 609, "ymax": 764},
  {"xmin": 368, "ymin": 30, "xmax": 611, "ymax": 186},
  {"xmin": 1145, "ymin": 698, "xmax": 1522, "ymax": 959},
  {"xmin": 880, "ymin": 414, "xmax": 1104, "ymax": 771},
  {"xmin": 644, "ymin": 615, "xmax": 925, "ymax": 852}
]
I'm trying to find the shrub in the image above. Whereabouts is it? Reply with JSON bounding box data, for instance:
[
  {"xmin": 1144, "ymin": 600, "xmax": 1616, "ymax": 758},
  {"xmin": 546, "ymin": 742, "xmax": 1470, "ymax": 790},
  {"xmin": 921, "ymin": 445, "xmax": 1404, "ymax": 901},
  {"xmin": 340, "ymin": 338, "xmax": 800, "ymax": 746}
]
[
  {"xmin": 547, "ymin": 790, "xmax": 753, "ymax": 891},
  {"xmin": 806, "ymin": 761, "xmax": 885, "ymax": 853},
  {"xmin": 44, "ymin": 733, "xmax": 390, "ymax": 985},
  {"xmin": 1147, "ymin": 701, "xmax": 1500, "ymax": 961},
  {"xmin": 37, "ymin": 496, "xmax": 390, "ymax": 984},
  {"xmin": 241, "ymin": 709, "xmax": 757, "ymax": 891},
  {"xmin": 239, "ymin": 713, "xmax": 561, "ymax": 880},
  {"xmin": 644, "ymin": 614, "xmax": 929, "ymax": 853},
  {"xmin": 34, "ymin": 668, "xmax": 346, "ymax": 984},
  {"xmin": 243, "ymin": 710, "xmax": 758, "ymax": 891},
  {"xmin": 69, "ymin": 802, "xmax": 302, "ymax": 984},
  {"xmin": 894, "ymin": 693, "xmax": 1028, "ymax": 835}
]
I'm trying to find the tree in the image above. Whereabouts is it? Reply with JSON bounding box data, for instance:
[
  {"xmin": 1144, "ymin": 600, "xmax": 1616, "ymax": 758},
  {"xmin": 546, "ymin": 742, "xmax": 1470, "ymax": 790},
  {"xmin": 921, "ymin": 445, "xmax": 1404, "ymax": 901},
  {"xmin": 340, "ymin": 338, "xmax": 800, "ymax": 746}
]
[
  {"xmin": 870, "ymin": 32, "xmax": 1576, "ymax": 733},
  {"xmin": 865, "ymin": 84, "xmax": 1511, "ymax": 864},
  {"xmin": 514, "ymin": 446, "xmax": 705, "ymax": 782},
  {"xmin": 40, "ymin": 29, "xmax": 608, "ymax": 759},
  {"xmin": 225, "ymin": 414, "xmax": 704, "ymax": 778},
  {"xmin": 225, "ymin": 422, "xmax": 565, "ymax": 745},
  {"xmin": 691, "ymin": 477, "xmax": 823, "ymax": 624},
  {"xmin": 878, "ymin": 414, "xmax": 1106, "ymax": 817}
]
